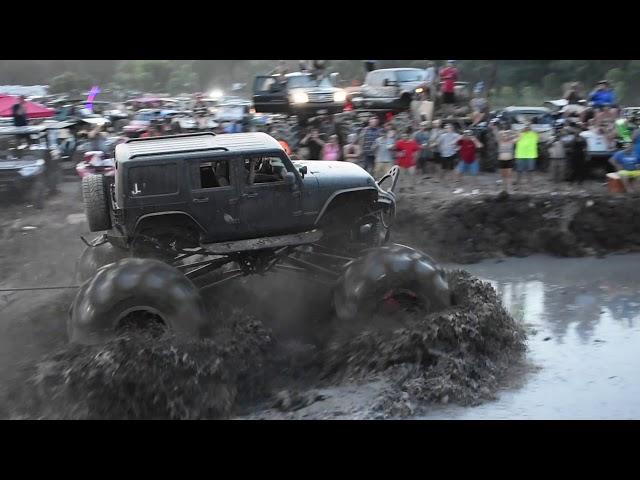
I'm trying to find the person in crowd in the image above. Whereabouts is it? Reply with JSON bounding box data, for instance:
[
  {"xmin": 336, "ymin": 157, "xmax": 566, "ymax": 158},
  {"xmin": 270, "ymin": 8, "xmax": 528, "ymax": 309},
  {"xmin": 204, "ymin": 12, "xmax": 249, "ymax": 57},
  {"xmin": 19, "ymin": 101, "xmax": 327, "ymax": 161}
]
[
  {"xmin": 567, "ymin": 127, "xmax": 588, "ymax": 185},
  {"xmin": 271, "ymin": 130, "xmax": 291, "ymax": 155},
  {"xmin": 429, "ymin": 119, "xmax": 444, "ymax": 179},
  {"xmin": 359, "ymin": 116, "xmax": 382, "ymax": 174},
  {"xmin": 395, "ymin": 128, "xmax": 421, "ymax": 186},
  {"xmin": 414, "ymin": 121, "xmax": 433, "ymax": 175},
  {"xmin": 270, "ymin": 60, "xmax": 289, "ymax": 76},
  {"xmin": 609, "ymin": 141, "xmax": 640, "ymax": 193},
  {"xmin": 141, "ymin": 124, "xmax": 159, "ymax": 138},
  {"xmin": 514, "ymin": 123, "xmax": 539, "ymax": 186},
  {"xmin": 456, "ymin": 130, "xmax": 483, "ymax": 187},
  {"xmin": 437, "ymin": 123, "xmax": 461, "ymax": 181},
  {"xmin": 548, "ymin": 133, "xmax": 567, "ymax": 183},
  {"xmin": 439, "ymin": 60, "xmax": 459, "ymax": 108},
  {"xmin": 12, "ymin": 96, "xmax": 28, "ymax": 127},
  {"xmin": 321, "ymin": 134, "xmax": 341, "ymax": 161},
  {"xmin": 469, "ymin": 88, "xmax": 489, "ymax": 127},
  {"xmin": 374, "ymin": 127, "xmax": 396, "ymax": 178},
  {"xmin": 423, "ymin": 61, "xmax": 437, "ymax": 96},
  {"xmin": 343, "ymin": 133, "xmax": 361, "ymax": 164},
  {"xmin": 564, "ymin": 82, "xmax": 583, "ymax": 105},
  {"xmin": 299, "ymin": 127, "xmax": 325, "ymax": 160},
  {"xmin": 589, "ymin": 80, "xmax": 616, "ymax": 112},
  {"xmin": 492, "ymin": 123, "xmax": 516, "ymax": 193}
]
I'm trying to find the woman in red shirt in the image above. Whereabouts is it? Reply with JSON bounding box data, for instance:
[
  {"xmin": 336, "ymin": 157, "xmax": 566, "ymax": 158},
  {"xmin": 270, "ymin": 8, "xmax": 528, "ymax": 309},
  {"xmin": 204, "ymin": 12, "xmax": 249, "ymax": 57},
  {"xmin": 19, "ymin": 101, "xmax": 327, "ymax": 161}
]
[{"xmin": 395, "ymin": 129, "xmax": 421, "ymax": 185}]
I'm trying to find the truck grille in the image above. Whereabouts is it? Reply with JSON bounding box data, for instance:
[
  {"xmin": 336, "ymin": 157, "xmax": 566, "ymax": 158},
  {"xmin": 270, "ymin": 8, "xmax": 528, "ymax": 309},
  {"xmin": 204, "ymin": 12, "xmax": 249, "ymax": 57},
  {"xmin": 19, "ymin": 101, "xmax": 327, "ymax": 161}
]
[{"xmin": 308, "ymin": 93, "xmax": 334, "ymax": 103}]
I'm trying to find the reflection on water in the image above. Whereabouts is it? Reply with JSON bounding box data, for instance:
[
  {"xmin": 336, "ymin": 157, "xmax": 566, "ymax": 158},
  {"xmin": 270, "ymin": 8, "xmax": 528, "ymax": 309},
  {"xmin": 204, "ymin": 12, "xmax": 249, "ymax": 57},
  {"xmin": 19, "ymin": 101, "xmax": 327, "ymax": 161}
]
[{"xmin": 422, "ymin": 254, "xmax": 640, "ymax": 419}]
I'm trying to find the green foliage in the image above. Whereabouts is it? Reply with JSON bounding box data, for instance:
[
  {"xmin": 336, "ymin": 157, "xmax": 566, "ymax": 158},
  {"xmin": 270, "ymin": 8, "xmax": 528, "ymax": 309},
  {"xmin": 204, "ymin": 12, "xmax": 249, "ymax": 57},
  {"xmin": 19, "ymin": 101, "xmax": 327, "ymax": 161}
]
[
  {"xmin": 49, "ymin": 71, "xmax": 93, "ymax": 94},
  {"xmin": 4, "ymin": 60, "xmax": 640, "ymax": 106}
]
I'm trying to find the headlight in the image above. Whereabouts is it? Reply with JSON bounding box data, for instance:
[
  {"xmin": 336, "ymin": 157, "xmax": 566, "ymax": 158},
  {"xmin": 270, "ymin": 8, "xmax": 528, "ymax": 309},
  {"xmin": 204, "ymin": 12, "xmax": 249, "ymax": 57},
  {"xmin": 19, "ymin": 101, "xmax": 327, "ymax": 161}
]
[
  {"xmin": 291, "ymin": 91, "xmax": 309, "ymax": 104},
  {"xmin": 415, "ymin": 87, "xmax": 424, "ymax": 94},
  {"xmin": 18, "ymin": 159, "xmax": 45, "ymax": 177},
  {"xmin": 333, "ymin": 90, "xmax": 347, "ymax": 103}
]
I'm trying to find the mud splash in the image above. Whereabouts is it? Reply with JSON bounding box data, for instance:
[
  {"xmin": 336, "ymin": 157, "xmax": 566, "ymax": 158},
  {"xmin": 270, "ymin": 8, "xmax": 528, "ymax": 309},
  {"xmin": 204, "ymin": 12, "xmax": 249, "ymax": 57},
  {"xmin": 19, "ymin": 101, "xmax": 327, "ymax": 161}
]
[{"xmin": 4, "ymin": 271, "xmax": 526, "ymax": 419}]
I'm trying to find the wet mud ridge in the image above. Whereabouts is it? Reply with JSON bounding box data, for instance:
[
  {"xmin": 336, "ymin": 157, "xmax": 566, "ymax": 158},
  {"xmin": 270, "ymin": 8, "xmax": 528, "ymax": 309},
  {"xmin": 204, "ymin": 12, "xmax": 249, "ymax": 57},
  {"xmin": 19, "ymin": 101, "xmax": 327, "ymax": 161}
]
[
  {"xmin": 3, "ymin": 271, "xmax": 526, "ymax": 420},
  {"xmin": 395, "ymin": 193, "xmax": 640, "ymax": 264}
]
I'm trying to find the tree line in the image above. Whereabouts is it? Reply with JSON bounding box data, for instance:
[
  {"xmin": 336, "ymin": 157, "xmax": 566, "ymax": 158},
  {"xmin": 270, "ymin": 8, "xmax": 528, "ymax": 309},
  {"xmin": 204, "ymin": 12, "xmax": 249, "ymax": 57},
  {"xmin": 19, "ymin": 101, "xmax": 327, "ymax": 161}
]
[{"xmin": 1, "ymin": 60, "xmax": 639, "ymax": 106}]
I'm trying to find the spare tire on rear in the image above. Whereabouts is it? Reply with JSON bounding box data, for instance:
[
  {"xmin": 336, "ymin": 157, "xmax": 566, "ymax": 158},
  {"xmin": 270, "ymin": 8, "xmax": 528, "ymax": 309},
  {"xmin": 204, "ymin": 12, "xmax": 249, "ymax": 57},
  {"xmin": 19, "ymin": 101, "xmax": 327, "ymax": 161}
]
[
  {"xmin": 69, "ymin": 258, "xmax": 210, "ymax": 345},
  {"xmin": 82, "ymin": 174, "xmax": 111, "ymax": 232}
]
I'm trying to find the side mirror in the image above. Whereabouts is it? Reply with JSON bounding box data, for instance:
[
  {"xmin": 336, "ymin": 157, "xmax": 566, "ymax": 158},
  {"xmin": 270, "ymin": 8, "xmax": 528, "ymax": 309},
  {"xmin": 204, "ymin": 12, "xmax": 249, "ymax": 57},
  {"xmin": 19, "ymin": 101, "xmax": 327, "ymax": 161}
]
[
  {"xmin": 285, "ymin": 171, "xmax": 296, "ymax": 186},
  {"xmin": 384, "ymin": 79, "xmax": 398, "ymax": 87},
  {"xmin": 298, "ymin": 165, "xmax": 308, "ymax": 177}
]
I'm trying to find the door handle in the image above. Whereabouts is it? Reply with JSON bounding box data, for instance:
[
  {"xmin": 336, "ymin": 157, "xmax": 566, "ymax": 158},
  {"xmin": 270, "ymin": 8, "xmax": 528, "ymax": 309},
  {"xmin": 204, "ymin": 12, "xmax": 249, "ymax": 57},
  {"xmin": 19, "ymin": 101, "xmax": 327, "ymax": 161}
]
[
  {"xmin": 224, "ymin": 213, "xmax": 240, "ymax": 225},
  {"xmin": 193, "ymin": 196, "xmax": 209, "ymax": 203},
  {"xmin": 242, "ymin": 192, "xmax": 258, "ymax": 199}
]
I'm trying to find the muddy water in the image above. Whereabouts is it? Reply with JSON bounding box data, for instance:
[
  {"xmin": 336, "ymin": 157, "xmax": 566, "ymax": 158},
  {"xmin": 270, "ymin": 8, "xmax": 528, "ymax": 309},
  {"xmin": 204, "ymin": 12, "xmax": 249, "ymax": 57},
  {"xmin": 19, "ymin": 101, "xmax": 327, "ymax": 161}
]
[{"xmin": 421, "ymin": 254, "xmax": 640, "ymax": 419}]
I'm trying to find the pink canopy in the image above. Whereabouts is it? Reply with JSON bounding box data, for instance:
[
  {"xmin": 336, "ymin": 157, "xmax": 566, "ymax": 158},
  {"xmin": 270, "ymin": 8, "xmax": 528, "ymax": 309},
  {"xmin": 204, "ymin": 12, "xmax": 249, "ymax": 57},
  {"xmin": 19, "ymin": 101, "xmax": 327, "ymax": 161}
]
[{"xmin": 0, "ymin": 95, "xmax": 56, "ymax": 119}]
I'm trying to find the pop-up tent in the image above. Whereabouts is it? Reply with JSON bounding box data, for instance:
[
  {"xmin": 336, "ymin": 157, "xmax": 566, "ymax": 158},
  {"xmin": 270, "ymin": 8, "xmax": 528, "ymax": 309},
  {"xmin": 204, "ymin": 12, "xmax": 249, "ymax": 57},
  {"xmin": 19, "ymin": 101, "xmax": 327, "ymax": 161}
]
[{"xmin": 0, "ymin": 95, "xmax": 56, "ymax": 119}]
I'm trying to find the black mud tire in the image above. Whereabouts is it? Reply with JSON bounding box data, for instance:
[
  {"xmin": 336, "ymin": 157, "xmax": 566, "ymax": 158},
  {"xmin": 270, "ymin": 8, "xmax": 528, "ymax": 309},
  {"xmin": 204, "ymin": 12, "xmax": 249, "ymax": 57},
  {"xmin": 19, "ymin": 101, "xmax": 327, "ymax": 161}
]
[
  {"xmin": 333, "ymin": 244, "xmax": 451, "ymax": 323},
  {"xmin": 82, "ymin": 174, "xmax": 111, "ymax": 232},
  {"xmin": 76, "ymin": 243, "xmax": 129, "ymax": 283},
  {"xmin": 69, "ymin": 258, "xmax": 210, "ymax": 345}
]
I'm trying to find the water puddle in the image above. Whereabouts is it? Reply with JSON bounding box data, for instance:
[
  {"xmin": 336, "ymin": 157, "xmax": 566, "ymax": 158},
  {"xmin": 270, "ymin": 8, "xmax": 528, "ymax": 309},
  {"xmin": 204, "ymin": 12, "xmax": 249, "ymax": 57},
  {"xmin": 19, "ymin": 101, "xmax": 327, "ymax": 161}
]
[{"xmin": 421, "ymin": 254, "xmax": 640, "ymax": 419}]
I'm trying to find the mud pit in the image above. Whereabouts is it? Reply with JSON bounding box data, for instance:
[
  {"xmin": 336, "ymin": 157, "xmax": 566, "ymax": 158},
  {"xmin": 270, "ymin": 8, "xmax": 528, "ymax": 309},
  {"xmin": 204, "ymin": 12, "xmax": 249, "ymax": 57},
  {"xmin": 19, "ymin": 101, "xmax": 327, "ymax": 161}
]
[
  {"xmin": 1, "ymin": 175, "xmax": 634, "ymax": 419},
  {"xmin": 3, "ymin": 270, "xmax": 525, "ymax": 420}
]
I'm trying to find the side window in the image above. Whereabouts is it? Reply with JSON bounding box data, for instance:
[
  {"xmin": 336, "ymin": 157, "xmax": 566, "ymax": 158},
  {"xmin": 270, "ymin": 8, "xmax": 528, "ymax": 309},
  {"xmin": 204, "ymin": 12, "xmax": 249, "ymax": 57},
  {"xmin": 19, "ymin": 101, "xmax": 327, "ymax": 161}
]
[
  {"xmin": 367, "ymin": 72, "xmax": 380, "ymax": 87},
  {"xmin": 256, "ymin": 77, "xmax": 276, "ymax": 92},
  {"xmin": 244, "ymin": 156, "xmax": 286, "ymax": 185},
  {"xmin": 191, "ymin": 158, "xmax": 231, "ymax": 189},
  {"xmin": 128, "ymin": 163, "xmax": 178, "ymax": 196}
]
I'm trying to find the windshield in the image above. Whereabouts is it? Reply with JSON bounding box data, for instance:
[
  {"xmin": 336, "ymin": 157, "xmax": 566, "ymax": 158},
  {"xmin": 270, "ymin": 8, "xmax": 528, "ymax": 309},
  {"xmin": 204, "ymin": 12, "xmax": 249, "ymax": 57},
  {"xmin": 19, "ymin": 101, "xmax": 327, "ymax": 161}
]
[
  {"xmin": 287, "ymin": 75, "xmax": 333, "ymax": 89},
  {"xmin": 396, "ymin": 70, "xmax": 426, "ymax": 83},
  {"xmin": 509, "ymin": 111, "xmax": 553, "ymax": 125}
]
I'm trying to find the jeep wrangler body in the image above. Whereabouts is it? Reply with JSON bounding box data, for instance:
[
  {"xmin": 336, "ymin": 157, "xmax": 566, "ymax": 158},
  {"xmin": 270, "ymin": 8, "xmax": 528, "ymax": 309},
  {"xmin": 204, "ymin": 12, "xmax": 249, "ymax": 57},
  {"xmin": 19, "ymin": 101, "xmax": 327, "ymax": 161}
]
[
  {"xmin": 99, "ymin": 132, "xmax": 395, "ymax": 251},
  {"xmin": 72, "ymin": 132, "xmax": 453, "ymax": 345}
]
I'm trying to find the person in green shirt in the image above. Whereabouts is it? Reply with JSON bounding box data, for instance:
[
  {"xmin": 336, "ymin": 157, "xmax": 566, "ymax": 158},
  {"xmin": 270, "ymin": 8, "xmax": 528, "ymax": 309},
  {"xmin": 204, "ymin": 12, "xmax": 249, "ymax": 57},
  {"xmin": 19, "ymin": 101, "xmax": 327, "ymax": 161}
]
[
  {"xmin": 615, "ymin": 118, "xmax": 633, "ymax": 143},
  {"xmin": 514, "ymin": 123, "xmax": 539, "ymax": 186}
]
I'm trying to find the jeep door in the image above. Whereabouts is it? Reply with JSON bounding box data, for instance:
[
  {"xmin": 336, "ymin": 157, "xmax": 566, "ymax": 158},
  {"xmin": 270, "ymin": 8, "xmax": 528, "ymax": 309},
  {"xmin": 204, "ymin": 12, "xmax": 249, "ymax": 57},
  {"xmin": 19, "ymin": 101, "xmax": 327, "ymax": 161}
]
[
  {"xmin": 252, "ymin": 76, "xmax": 288, "ymax": 114},
  {"xmin": 187, "ymin": 156, "xmax": 242, "ymax": 242},
  {"xmin": 237, "ymin": 154, "xmax": 303, "ymax": 237}
]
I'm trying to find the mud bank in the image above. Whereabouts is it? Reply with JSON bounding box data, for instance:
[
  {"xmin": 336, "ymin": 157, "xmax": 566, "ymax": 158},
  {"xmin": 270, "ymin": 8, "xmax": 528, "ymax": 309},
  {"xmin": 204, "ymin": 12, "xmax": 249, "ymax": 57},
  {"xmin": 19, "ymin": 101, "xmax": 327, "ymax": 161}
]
[
  {"xmin": 394, "ymin": 193, "xmax": 640, "ymax": 263},
  {"xmin": 3, "ymin": 271, "xmax": 525, "ymax": 420}
]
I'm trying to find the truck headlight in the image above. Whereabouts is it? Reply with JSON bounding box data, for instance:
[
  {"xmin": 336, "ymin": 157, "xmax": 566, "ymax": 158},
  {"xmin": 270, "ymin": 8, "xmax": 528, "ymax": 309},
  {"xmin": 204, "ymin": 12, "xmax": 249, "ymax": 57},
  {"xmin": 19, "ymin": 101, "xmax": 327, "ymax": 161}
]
[
  {"xmin": 333, "ymin": 90, "xmax": 347, "ymax": 103},
  {"xmin": 291, "ymin": 91, "xmax": 309, "ymax": 104},
  {"xmin": 18, "ymin": 159, "xmax": 45, "ymax": 177}
]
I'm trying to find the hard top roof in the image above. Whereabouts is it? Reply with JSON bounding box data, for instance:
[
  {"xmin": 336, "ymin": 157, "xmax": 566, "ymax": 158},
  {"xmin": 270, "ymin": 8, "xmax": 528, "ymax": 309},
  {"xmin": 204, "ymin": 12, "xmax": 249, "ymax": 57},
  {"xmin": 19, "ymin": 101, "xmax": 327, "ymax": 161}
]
[{"xmin": 117, "ymin": 132, "xmax": 283, "ymax": 162}]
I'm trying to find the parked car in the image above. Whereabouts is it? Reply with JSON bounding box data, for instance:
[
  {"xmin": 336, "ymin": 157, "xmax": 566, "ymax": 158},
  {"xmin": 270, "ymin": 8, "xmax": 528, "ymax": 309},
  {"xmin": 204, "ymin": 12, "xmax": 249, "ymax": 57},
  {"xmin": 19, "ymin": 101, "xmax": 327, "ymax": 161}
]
[{"xmin": 351, "ymin": 68, "xmax": 427, "ymax": 112}]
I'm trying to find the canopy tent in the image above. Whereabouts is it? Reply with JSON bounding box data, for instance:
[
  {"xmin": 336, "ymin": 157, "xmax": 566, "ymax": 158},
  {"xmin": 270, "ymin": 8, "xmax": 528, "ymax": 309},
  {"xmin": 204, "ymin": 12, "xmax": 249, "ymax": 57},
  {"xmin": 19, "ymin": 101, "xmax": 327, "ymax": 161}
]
[{"xmin": 0, "ymin": 95, "xmax": 56, "ymax": 119}]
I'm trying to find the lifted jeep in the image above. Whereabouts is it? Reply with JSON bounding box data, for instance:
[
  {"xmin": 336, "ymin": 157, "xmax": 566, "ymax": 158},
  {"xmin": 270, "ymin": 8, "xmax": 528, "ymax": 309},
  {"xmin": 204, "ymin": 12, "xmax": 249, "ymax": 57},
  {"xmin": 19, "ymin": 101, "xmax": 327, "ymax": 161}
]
[{"xmin": 72, "ymin": 132, "xmax": 451, "ymax": 344}]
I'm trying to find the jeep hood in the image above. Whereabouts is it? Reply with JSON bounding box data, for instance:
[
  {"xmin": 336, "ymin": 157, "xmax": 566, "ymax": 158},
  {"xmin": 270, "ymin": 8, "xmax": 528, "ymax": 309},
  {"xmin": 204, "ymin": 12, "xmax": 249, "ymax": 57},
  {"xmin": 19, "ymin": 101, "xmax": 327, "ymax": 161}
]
[{"xmin": 294, "ymin": 160, "xmax": 376, "ymax": 189}]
